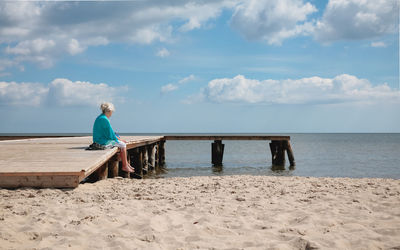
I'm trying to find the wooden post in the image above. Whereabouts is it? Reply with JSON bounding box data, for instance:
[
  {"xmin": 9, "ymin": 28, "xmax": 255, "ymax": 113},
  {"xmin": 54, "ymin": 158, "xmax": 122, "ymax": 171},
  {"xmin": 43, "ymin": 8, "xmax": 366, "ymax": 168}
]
[
  {"xmin": 154, "ymin": 144, "xmax": 159, "ymax": 170},
  {"xmin": 269, "ymin": 140, "xmax": 286, "ymax": 167},
  {"xmin": 108, "ymin": 156, "xmax": 119, "ymax": 178},
  {"xmin": 211, "ymin": 140, "xmax": 225, "ymax": 165},
  {"xmin": 148, "ymin": 144, "xmax": 156, "ymax": 173},
  {"xmin": 284, "ymin": 140, "xmax": 295, "ymax": 167},
  {"xmin": 131, "ymin": 147, "xmax": 143, "ymax": 177},
  {"xmin": 96, "ymin": 162, "xmax": 108, "ymax": 180},
  {"xmin": 142, "ymin": 147, "xmax": 149, "ymax": 175},
  {"xmin": 159, "ymin": 140, "xmax": 166, "ymax": 167}
]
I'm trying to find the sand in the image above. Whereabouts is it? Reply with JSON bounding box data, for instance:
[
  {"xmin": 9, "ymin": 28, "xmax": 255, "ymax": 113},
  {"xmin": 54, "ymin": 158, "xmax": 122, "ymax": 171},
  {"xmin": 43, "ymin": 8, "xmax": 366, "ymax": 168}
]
[{"xmin": 0, "ymin": 175, "xmax": 399, "ymax": 250}]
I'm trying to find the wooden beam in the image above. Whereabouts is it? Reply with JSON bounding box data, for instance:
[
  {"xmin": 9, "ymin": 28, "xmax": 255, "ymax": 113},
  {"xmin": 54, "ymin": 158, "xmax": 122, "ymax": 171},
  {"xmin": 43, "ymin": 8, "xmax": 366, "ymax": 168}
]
[
  {"xmin": 126, "ymin": 138, "xmax": 165, "ymax": 150},
  {"xmin": 0, "ymin": 175, "xmax": 80, "ymax": 188},
  {"xmin": 164, "ymin": 135, "xmax": 290, "ymax": 141}
]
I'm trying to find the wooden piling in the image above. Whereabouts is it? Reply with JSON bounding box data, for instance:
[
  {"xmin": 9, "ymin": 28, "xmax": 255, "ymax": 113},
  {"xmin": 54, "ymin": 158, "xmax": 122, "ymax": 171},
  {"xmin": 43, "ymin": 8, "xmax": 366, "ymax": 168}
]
[
  {"xmin": 269, "ymin": 140, "xmax": 286, "ymax": 166},
  {"xmin": 96, "ymin": 162, "xmax": 108, "ymax": 180},
  {"xmin": 108, "ymin": 156, "xmax": 119, "ymax": 178},
  {"xmin": 154, "ymin": 144, "xmax": 159, "ymax": 170},
  {"xmin": 132, "ymin": 147, "xmax": 143, "ymax": 177},
  {"xmin": 159, "ymin": 140, "xmax": 166, "ymax": 167},
  {"xmin": 284, "ymin": 140, "xmax": 295, "ymax": 167},
  {"xmin": 142, "ymin": 147, "xmax": 149, "ymax": 175},
  {"xmin": 211, "ymin": 140, "xmax": 225, "ymax": 165},
  {"xmin": 148, "ymin": 144, "xmax": 156, "ymax": 173}
]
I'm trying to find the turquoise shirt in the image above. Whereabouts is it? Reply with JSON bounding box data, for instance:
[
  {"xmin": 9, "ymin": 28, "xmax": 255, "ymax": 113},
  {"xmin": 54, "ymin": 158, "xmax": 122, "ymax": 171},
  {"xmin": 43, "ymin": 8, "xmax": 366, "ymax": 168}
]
[{"xmin": 92, "ymin": 114, "xmax": 119, "ymax": 145}]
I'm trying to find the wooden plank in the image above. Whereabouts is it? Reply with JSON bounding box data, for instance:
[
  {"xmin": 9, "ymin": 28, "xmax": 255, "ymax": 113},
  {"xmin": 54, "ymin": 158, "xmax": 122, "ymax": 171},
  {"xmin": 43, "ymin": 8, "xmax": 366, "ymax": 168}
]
[
  {"xmin": 0, "ymin": 175, "xmax": 80, "ymax": 188},
  {"xmin": 126, "ymin": 137, "xmax": 164, "ymax": 150},
  {"xmin": 164, "ymin": 135, "xmax": 290, "ymax": 141},
  {"xmin": 0, "ymin": 136, "xmax": 164, "ymax": 188}
]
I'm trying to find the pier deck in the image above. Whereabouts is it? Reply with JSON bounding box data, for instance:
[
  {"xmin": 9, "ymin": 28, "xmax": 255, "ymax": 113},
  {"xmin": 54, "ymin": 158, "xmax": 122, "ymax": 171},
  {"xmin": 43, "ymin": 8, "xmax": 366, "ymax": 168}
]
[
  {"xmin": 0, "ymin": 135, "xmax": 294, "ymax": 188},
  {"xmin": 0, "ymin": 136, "xmax": 163, "ymax": 188}
]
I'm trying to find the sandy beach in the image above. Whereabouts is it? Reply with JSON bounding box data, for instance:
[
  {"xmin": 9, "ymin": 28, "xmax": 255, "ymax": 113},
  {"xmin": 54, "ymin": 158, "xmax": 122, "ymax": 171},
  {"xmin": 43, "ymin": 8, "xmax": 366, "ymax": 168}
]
[{"xmin": 0, "ymin": 175, "xmax": 399, "ymax": 250}]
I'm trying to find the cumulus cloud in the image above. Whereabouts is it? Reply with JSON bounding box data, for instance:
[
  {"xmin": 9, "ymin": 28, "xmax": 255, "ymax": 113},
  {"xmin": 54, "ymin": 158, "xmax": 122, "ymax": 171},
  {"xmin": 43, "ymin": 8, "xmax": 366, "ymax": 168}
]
[
  {"xmin": 230, "ymin": 0, "xmax": 317, "ymax": 45},
  {"xmin": 5, "ymin": 38, "xmax": 57, "ymax": 68},
  {"xmin": 1, "ymin": 0, "xmax": 397, "ymax": 72},
  {"xmin": 0, "ymin": 81, "xmax": 48, "ymax": 106},
  {"xmin": 0, "ymin": 1, "xmax": 236, "ymax": 69},
  {"xmin": 0, "ymin": 78, "xmax": 121, "ymax": 106},
  {"xmin": 161, "ymin": 74, "xmax": 196, "ymax": 94},
  {"xmin": 315, "ymin": 0, "xmax": 398, "ymax": 42},
  {"xmin": 230, "ymin": 0, "xmax": 397, "ymax": 44},
  {"xmin": 156, "ymin": 48, "xmax": 170, "ymax": 58},
  {"xmin": 47, "ymin": 78, "xmax": 120, "ymax": 106},
  {"xmin": 201, "ymin": 74, "xmax": 400, "ymax": 104}
]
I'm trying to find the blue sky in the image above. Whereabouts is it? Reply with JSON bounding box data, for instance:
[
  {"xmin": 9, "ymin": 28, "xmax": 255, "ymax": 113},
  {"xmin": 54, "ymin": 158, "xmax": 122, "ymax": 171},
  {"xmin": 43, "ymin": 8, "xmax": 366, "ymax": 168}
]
[{"xmin": 0, "ymin": 0, "xmax": 399, "ymax": 133}]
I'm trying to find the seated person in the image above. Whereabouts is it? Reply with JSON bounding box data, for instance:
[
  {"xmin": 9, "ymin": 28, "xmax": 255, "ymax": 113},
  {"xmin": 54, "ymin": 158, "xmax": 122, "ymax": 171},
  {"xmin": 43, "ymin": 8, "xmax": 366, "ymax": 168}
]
[{"xmin": 93, "ymin": 102, "xmax": 134, "ymax": 173}]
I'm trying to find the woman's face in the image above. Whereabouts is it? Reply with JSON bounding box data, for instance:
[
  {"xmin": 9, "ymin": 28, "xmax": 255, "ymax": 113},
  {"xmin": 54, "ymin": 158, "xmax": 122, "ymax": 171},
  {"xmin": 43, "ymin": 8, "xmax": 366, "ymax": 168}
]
[{"xmin": 105, "ymin": 111, "xmax": 113, "ymax": 118}]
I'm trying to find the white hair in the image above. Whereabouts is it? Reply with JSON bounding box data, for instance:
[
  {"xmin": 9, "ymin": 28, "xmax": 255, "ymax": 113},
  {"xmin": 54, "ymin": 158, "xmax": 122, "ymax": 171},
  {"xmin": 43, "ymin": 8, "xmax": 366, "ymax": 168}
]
[{"xmin": 100, "ymin": 102, "xmax": 115, "ymax": 114}]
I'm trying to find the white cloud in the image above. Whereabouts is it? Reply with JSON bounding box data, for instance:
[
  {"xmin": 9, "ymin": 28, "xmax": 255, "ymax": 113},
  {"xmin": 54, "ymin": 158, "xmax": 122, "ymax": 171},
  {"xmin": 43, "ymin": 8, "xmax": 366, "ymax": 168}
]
[
  {"xmin": 315, "ymin": 0, "xmax": 398, "ymax": 42},
  {"xmin": 230, "ymin": 0, "xmax": 317, "ymax": 45},
  {"xmin": 0, "ymin": 1, "xmax": 236, "ymax": 69},
  {"xmin": 67, "ymin": 39, "xmax": 86, "ymax": 55},
  {"xmin": 1, "ymin": 0, "xmax": 397, "ymax": 72},
  {"xmin": 5, "ymin": 38, "xmax": 57, "ymax": 68},
  {"xmin": 0, "ymin": 81, "xmax": 48, "ymax": 106},
  {"xmin": 201, "ymin": 74, "xmax": 400, "ymax": 104},
  {"xmin": 47, "ymin": 78, "xmax": 120, "ymax": 106},
  {"xmin": 230, "ymin": 0, "xmax": 398, "ymax": 44},
  {"xmin": 371, "ymin": 41, "xmax": 387, "ymax": 48},
  {"xmin": 178, "ymin": 74, "xmax": 196, "ymax": 84},
  {"xmin": 156, "ymin": 48, "xmax": 170, "ymax": 58},
  {"xmin": 161, "ymin": 74, "xmax": 196, "ymax": 94},
  {"xmin": 161, "ymin": 83, "xmax": 178, "ymax": 94},
  {"xmin": 0, "ymin": 78, "xmax": 121, "ymax": 106}
]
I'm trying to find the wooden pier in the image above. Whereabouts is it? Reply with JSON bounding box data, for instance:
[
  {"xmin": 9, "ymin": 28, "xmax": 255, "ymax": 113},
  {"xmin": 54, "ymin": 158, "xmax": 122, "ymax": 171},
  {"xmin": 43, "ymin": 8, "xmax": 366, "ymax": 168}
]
[
  {"xmin": 165, "ymin": 135, "xmax": 295, "ymax": 167},
  {"xmin": 0, "ymin": 136, "xmax": 164, "ymax": 188},
  {"xmin": 0, "ymin": 135, "xmax": 294, "ymax": 188}
]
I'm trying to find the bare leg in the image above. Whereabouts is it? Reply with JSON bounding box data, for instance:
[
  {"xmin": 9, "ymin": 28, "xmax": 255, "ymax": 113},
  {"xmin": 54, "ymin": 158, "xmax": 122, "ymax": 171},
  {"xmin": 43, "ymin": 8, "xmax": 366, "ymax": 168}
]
[{"xmin": 120, "ymin": 147, "xmax": 134, "ymax": 172}]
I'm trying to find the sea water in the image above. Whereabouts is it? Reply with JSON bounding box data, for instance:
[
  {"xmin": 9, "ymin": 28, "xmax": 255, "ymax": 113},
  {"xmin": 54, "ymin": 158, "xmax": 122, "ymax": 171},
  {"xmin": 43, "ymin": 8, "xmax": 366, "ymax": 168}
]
[{"xmin": 161, "ymin": 134, "xmax": 400, "ymax": 179}]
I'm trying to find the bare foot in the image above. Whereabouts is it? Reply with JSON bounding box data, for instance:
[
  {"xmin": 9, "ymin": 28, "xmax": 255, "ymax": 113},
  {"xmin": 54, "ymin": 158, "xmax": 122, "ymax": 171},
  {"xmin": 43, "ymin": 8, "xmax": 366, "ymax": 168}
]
[
  {"xmin": 121, "ymin": 166, "xmax": 134, "ymax": 173},
  {"xmin": 128, "ymin": 165, "xmax": 135, "ymax": 172}
]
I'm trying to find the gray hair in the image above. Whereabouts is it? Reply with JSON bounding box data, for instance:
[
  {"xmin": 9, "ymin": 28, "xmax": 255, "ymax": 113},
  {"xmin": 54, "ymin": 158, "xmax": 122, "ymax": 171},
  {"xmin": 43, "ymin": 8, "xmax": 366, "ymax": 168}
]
[{"xmin": 100, "ymin": 102, "xmax": 115, "ymax": 114}]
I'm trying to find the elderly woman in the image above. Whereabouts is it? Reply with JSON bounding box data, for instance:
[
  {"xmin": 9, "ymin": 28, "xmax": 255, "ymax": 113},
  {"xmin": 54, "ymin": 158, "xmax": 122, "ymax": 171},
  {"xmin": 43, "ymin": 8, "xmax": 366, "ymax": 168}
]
[{"xmin": 93, "ymin": 102, "xmax": 134, "ymax": 173}]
